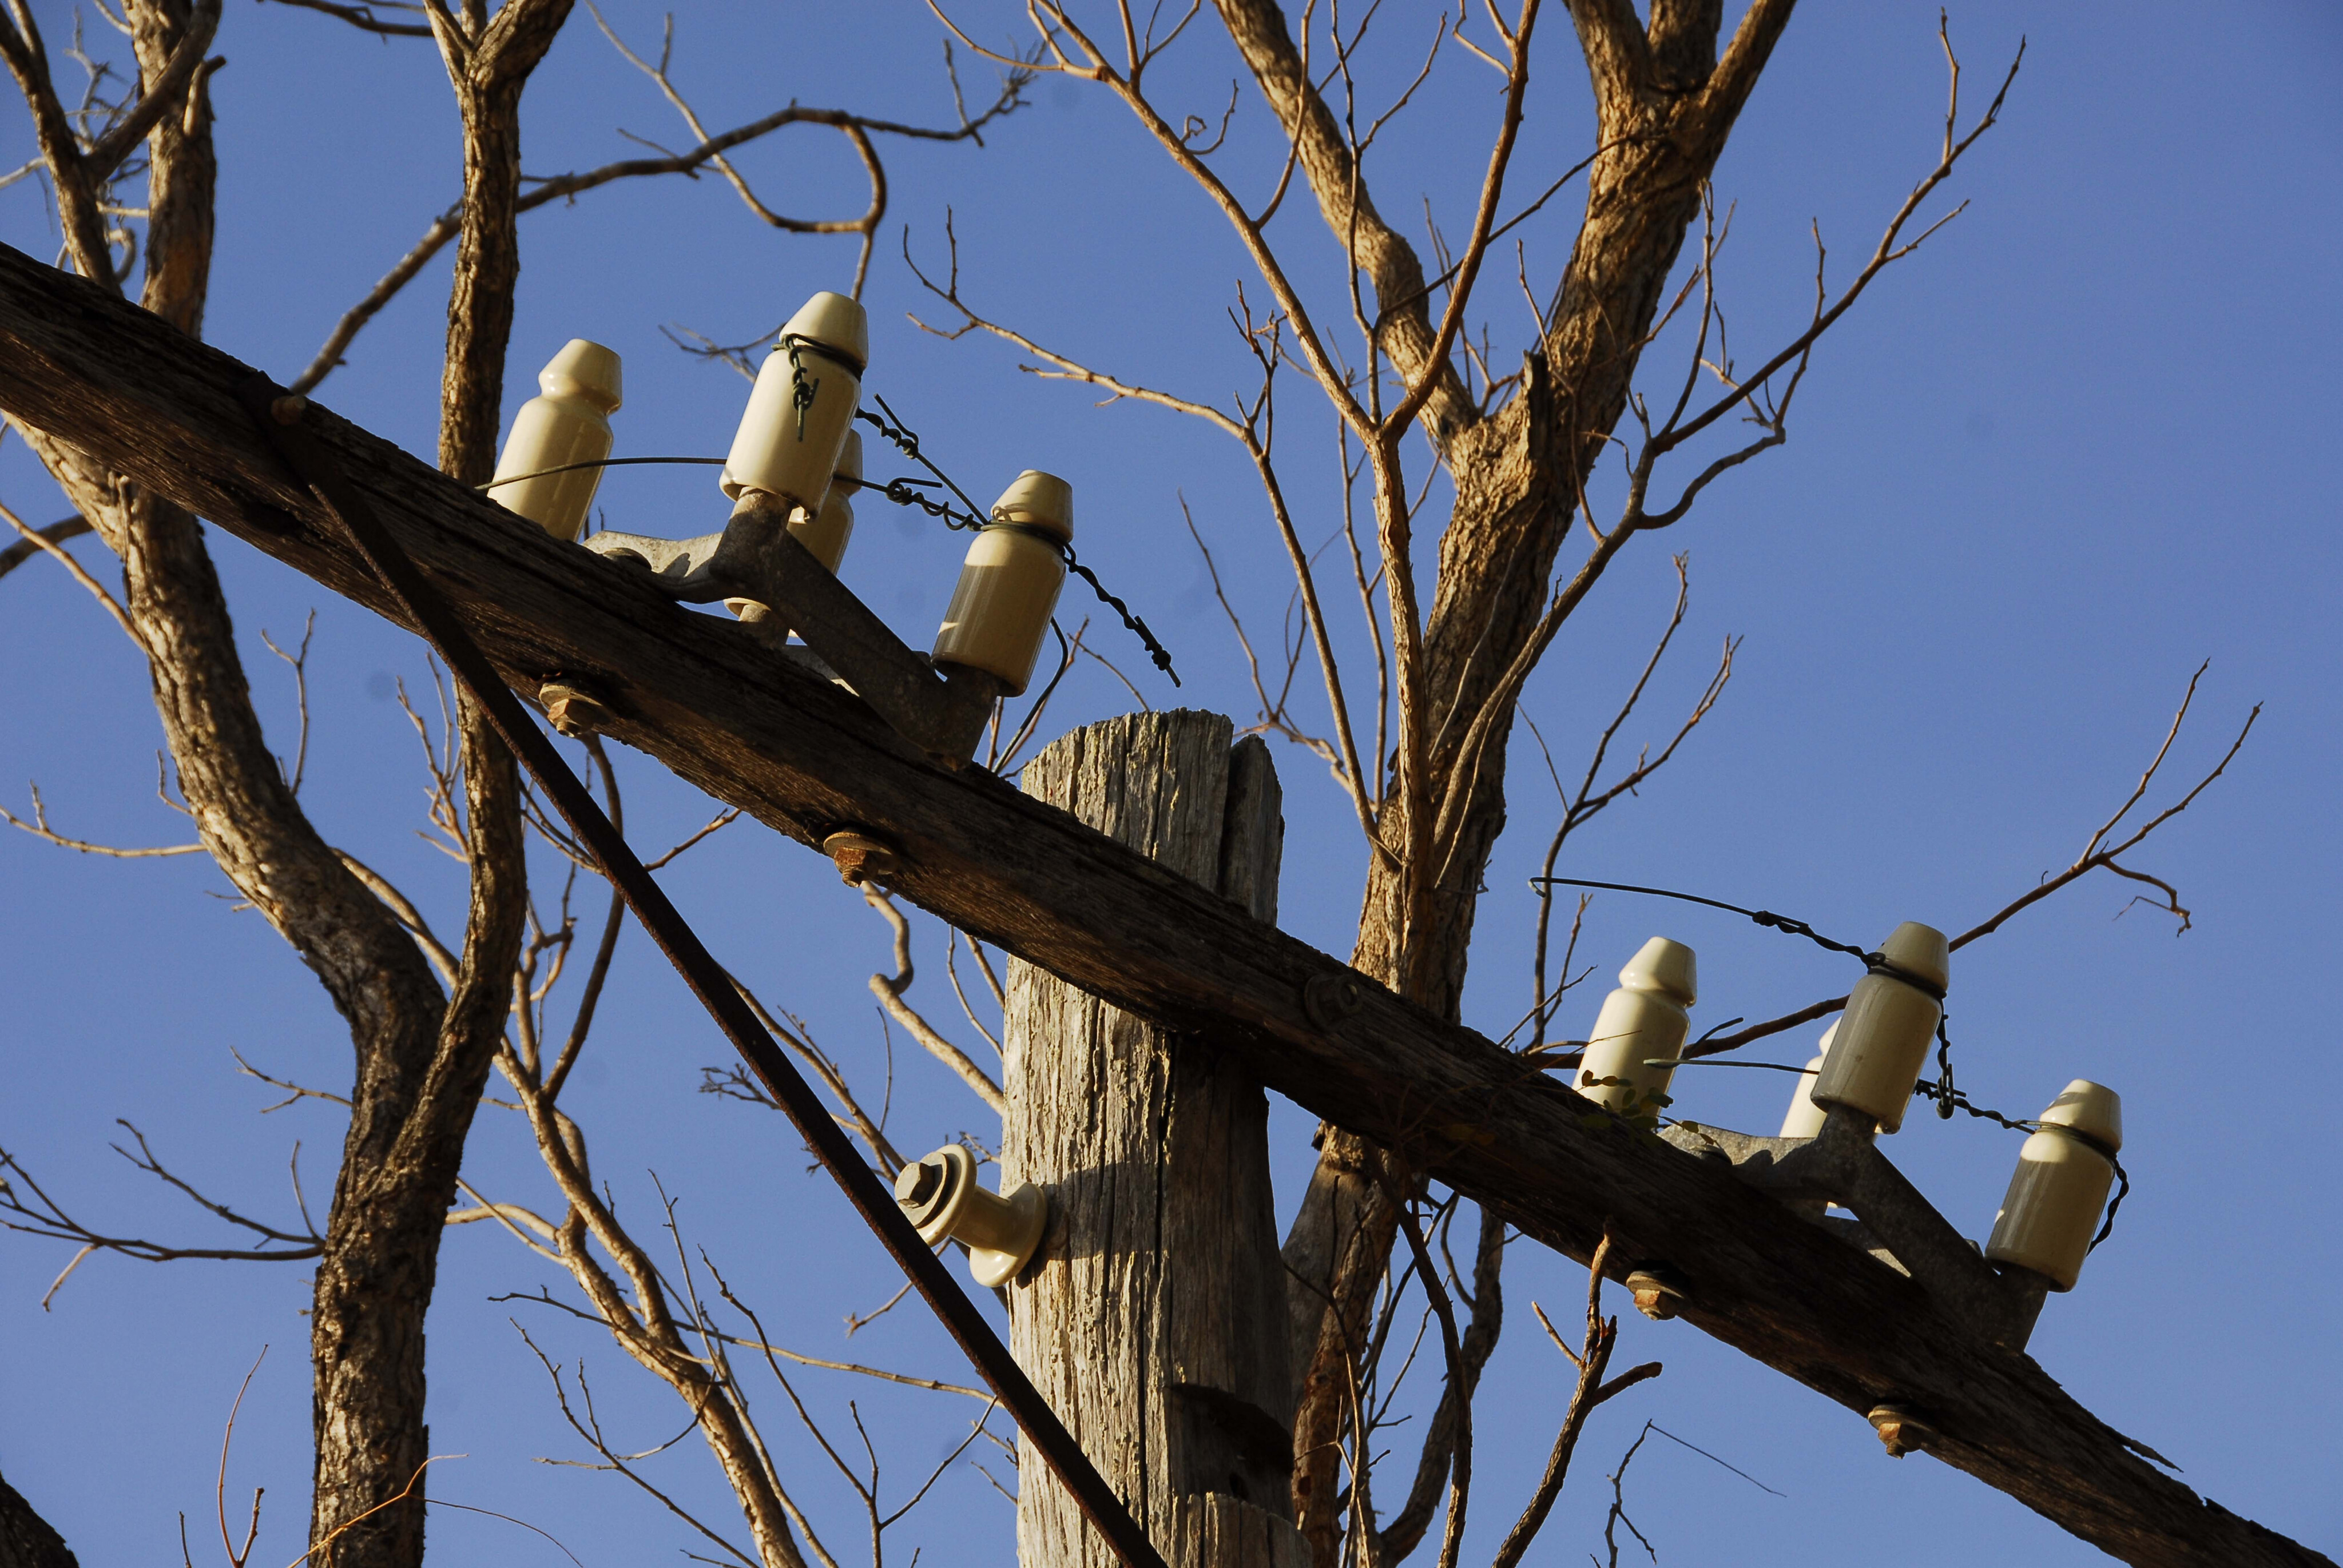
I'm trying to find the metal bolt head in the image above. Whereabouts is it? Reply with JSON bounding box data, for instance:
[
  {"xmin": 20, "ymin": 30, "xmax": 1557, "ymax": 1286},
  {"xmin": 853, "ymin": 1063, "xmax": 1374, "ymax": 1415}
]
[
  {"xmin": 539, "ymin": 680, "xmax": 612, "ymax": 738},
  {"xmin": 1867, "ymin": 1403, "xmax": 1936, "ymax": 1459},
  {"xmin": 1624, "ymin": 1267, "xmax": 1685, "ymax": 1321},
  {"xmin": 894, "ymin": 1155, "xmax": 952, "ymax": 1223},
  {"xmin": 1302, "ymin": 970, "xmax": 1366, "ymax": 1029},
  {"xmin": 824, "ymin": 829, "xmax": 899, "ymax": 886}
]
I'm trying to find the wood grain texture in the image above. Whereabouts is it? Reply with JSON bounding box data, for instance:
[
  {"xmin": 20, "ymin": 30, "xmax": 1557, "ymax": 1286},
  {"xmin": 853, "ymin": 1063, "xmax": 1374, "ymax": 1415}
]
[
  {"xmin": 1006, "ymin": 716, "xmax": 1302, "ymax": 1568},
  {"xmin": 0, "ymin": 1473, "xmax": 77, "ymax": 1568},
  {"xmin": 0, "ymin": 242, "xmax": 2324, "ymax": 1568}
]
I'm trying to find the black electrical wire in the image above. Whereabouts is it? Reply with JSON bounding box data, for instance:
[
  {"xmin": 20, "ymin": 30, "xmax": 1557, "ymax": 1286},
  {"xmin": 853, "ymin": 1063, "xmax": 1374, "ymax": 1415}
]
[
  {"xmin": 1531, "ymin": 874, "xmax": 2128, "ymax": 1249},
  {"xmin": 855, "ymin": 399, "xmax": 1180, "ymax": 686},
  {"xmin": 478, "ymin": 455, "xmax": 728, "ymax": 491}
]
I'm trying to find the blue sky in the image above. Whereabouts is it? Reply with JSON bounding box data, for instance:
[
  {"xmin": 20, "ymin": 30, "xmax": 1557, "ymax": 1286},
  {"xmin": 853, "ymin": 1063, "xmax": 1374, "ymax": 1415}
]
[{"xmin": 2, "ymin": 2, "xmax": 2338, "ymax": 1565}]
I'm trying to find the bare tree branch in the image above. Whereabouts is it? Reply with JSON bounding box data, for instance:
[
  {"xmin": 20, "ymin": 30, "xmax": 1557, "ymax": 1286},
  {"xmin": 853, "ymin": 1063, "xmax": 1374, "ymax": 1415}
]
[
  {"xmin": 0, "ymin": 481, "xmax": 138, "ymax": 642},
  {"xmin": 0, "ymin": 1124, "xmax": 325, "ymax": 1307},
  {"xmin": 0, "ymin": 512, "xmax": 90, "ymax": 579},
  {"xmin": 863, "ymin": 888, "xmax": 1007, "ymax": 1115},
  {"xmin": 1376, "ymin": 1205, "xmax": 1503, "ymax": 1563},
  {"xmin": 1688, "ymin": 666, "xmax": 2257, "ymax": 1061},
  {"xmin": 258, "ymin": 0, "xmax": 432, "ymax": 39},
  {"xmin": 1489, "ymin": 1231, "xmax": 1659, "ymax": 1568},
  {"xmin": 0, "ymin": 779, "xmax": 200, "ymax": 856},
  {"xmin": 291, "ymin": 34, "xmax": 1030, "ymax": 392}
]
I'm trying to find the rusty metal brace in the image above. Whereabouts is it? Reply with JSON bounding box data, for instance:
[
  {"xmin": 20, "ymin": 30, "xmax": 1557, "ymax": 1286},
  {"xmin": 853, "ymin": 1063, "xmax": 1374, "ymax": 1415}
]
[
  {"xmin": 585, "ymin": 494, "xmax": 1001, "ymax": 767},
  {"xmin": 238, "ymin": 380, "xmax": 1169, "ymax": 1568}
]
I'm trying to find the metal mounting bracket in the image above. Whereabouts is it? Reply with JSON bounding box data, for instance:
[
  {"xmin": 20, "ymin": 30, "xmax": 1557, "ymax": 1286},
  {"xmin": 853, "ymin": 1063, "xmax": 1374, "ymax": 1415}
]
[
  {"xmin": 1661, "ymin": 1104, "xmax": 2051, "ymax": 1350},
  {"xmin": 585, "ymin": 492, "xmax": 1002, "ymax": 766}
]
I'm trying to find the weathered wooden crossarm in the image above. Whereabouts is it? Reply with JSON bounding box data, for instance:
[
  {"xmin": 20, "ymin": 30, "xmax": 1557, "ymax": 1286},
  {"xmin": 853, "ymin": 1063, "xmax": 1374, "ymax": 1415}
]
[{"xmin": 0, "ymin": 242, "xmax": 2323, "ymax": 1568}]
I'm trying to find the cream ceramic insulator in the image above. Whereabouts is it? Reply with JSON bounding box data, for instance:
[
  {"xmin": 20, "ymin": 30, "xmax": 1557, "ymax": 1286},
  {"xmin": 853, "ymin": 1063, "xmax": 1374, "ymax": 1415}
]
[
  {"xmin": 932, "ymin": 470, "xmax": 1073, "ymax": 695},
  {"xmin": 489, "ymin": 339, "xmax": 622, "ymax": 540},
  {"xmin": 789, "ymin": 426, "xmax": 861, "ymax": 573},
  {"xmin": 725, "ymin": 431, "xmax": 866, "ymax": 624},
  {"xmin": 893, "ymin": 1143, "xmax": 1049, "ymax": 1289},
  {"xmin": 1573, "ymin": 937, "xmax": 1697, "ymax": 1116},
  {"xmin": 1778, "ymin": 1023, "xmax": 1838, "ymax": 1139},
  {"xmin": 1985, "ymin": 1080, "xmax": 2122, "ymax": 1292},
  {"xmin": 1809, "ymin": 921, "xmax": 1948, "ymax": 1135},
  {"xmin": 722, "ymin": 290, "xmax": 868, "ymax": 508}
]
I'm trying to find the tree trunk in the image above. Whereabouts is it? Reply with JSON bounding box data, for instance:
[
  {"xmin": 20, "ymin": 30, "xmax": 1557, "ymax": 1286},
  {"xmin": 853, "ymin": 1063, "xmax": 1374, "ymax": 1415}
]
[
  {"xmin": 1234, "ymin": 9, "xmax": 1798, "ymax": 1545},
  {"xmin": 1006, "ymin": 713, "xmax": 1303, "ymax": 1568}
]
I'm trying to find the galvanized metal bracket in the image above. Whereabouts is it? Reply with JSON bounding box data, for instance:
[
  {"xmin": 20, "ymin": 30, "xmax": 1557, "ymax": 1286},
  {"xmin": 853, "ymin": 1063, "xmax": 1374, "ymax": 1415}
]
[
  {"xmin": 1662, "ymin": 1105, "xmax": 2050, "ymax": 1352},
  {"xmin": 584, "ymin": 494, "xmax": 1001, "ymax": 767}
]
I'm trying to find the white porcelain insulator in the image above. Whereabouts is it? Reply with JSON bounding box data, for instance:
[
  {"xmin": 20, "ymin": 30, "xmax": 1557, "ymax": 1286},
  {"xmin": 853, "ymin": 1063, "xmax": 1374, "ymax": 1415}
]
[
  {"xmin": 1778, "ymin": 1024, "xmax": 1837, "ymax": 1139},
  {"xmin": 490, "ymin": 339, "xmax": 622, "ymax": 540},
  {"xmin": 1809, "ymin": 921, "xmax": 1948, "ymax": 1135},
  {"xmin": 893, "ymin": 1143, "xmax": 1049, "ymax": 1290},
  {"xmin": 722, "ymin": 292, "xmax": 868, "ymax": 507},
  {"xmin": 932, "ymin": 470, "xmax": 1074, "ymax": 695},
  {"xmin": 1573, "ymin": 936, "xmax": 1696, "ymax": 1117},
  {"xmin": 1984, "ymin": 1080, "xmax": 2122, "ymax": 1292},
  {"xmin": 787, "ymin": 427, "xmax": 860, "ymax": 574}
]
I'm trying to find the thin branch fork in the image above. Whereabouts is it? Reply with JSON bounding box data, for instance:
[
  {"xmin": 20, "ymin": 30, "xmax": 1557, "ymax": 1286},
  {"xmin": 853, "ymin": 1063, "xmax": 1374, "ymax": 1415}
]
[
  {"xmin": 1525, "ymin": 556, "xmax": 1734, "ymax": 1046},
  {"xmin": 863, "ymin": 887, "xmax": 1007, "ymax": 1113},
  {"xmin": 0, "ymin": 777, "xmax": 202, "ymax": 857},
  {"xmin": 0, "ymin": 477, "xmax": 142, "ymax": 643},
  {"xmin": 1491, "ymin": 1233, "xmax": 1660, "ymax": 1568},
  {"xmin": 930, "ymin": 0, "xmax": 1376, "ymax": 445},
  {"xmin": 0, "ymin": 1126, "xmax": 325, "ymax": 1312},
  {"xmin": 291, "ymin": 39, "xmax": 1028, "ymax": 392},
  {"xmin": 709, "ymin": 972, "xmax": 908, "ymax": 1179},
  {"xmin": 1952, "ymin": 660, "xmax": 2253, "ymax": 944},
  {"xmin": 1685, "ymin": 667, "xmax": 2257, "ymax": 1062},
  {"xmin": 1637, "ymin": 24, "xmax": 2025, "ymax": 485},
  {"xmin": 0, "ymin": 511, "xmax": 92, "ymax": 578}
]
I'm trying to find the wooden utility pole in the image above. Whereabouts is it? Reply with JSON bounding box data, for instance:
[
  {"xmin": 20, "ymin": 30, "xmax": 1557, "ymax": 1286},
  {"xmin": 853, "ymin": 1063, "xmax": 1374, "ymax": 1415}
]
[
  {"xmin": 0, "ymin": 244, "xmax": 2331, "ymax": 1568},
  {"xmin": 1006, "ymin": 714, "xmax": 1303, "ymax": 1568}
]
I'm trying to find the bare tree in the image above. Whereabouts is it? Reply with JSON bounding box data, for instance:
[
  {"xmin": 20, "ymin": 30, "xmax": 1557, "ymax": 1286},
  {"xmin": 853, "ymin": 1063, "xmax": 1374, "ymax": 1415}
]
[
  {"xmin": 0, "ymin": 3, "xmax": 2279, "ymax": 1567},
  {"xmin": 908, "ymin": 3, "xmax": 2248, "ymax": 1564},
  {"xmin": 0, "ymin": 4, "xmax": 1025, "ymax": 1566}
]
